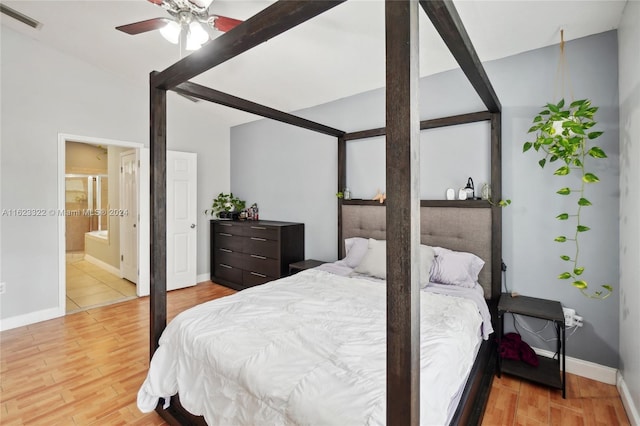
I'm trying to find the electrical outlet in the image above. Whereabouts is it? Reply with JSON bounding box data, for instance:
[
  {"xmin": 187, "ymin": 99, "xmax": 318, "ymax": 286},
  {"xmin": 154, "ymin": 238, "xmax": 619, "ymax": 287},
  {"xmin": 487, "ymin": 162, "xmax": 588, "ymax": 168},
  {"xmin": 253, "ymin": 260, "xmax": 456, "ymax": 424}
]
[
  {"xmin": 573, "ymin": 315, "xmax": 584, "ymax": 327},
  {"xmin": 0, "ymin": 282, "xmax": 6, "ymax": 295},
  {"xmin": 563, "ymin": 307, "xmax": 576, "ymax": 327}
]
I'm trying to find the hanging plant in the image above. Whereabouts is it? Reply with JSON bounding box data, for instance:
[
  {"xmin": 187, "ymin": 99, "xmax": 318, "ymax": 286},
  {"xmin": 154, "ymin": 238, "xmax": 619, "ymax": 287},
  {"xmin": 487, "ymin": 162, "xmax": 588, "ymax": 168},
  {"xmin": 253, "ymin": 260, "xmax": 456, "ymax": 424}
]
[{"xmin": 523, "ymin": 98, "xmax": 612, "ymax": 300}]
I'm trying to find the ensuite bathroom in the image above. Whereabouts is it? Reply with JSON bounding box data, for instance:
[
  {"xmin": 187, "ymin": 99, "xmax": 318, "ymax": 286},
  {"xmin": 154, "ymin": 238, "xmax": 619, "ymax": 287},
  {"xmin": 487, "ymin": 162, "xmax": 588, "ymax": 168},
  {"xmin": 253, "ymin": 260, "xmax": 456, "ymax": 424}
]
[{"xmin": 65, "ymin": 141, "xmax": 136, "ymax": 313}]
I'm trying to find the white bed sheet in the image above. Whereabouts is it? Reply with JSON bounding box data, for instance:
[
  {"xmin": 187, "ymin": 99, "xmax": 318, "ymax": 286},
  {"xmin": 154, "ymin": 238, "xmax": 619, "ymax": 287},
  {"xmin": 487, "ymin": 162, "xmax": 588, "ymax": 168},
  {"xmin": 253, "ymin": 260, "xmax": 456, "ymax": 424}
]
[{"xmin": 138, "ymin": 269, "xmax": 485, "ymax": 425}]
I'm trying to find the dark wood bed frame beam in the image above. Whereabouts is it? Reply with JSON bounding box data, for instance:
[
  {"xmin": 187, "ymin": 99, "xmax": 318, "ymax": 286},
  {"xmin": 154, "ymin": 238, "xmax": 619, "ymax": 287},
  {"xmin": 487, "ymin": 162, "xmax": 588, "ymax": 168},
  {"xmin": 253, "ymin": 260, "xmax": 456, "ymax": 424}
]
[
  {"xmin": 151, "ymin": 0, "xmax": 346, "ymax": 90},
  {"xmin": 174, "ymin": 80, "xmax": 345, "ymax": 137},
  {"xmin": 149, "ymin": 79, "xmax": 167, "ymax": 357},
  {"xmin": 385, "ymin": 1, "xmax": 421, "ymax": 424},
  {"xmin": 343, "ymin": 110, "xmax": 491, "ymax": 141},
  {"xmin": 419, "ymin": 1, "xmax": 501, "ymax": 113}
]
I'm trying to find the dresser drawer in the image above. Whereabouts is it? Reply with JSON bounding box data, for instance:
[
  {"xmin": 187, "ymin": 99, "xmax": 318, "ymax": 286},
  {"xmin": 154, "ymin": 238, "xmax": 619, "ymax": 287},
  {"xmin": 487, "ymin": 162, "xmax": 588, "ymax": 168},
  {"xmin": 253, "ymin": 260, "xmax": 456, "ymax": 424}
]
[
  {"xmin": 244, "ymin": 224, "xmax": 279, "ymax": 240},
  {"xmin": 214, "ymin": 249, "xmax": 245, "ymax": 269},
  {"xmin": 214, "ymin": 233, "xmax": 244, "ymax": 252},
  {"xmin": 242, "ymin": 270, "xmax": 273, "ymax": 287},
  {"xmin": 243, "ymin": 254, "xmax": 280, "ymax": 277},
  {"xmin": 244, "ymin": 237, "xmax": 278, "ymax": 258},
  {"xmin": 214, "ymin": 221, "xmax": 246, "ymax": 236},
  {"xmin": 214, "ymin": 262, "xmax": 242, "ymax": 284}
]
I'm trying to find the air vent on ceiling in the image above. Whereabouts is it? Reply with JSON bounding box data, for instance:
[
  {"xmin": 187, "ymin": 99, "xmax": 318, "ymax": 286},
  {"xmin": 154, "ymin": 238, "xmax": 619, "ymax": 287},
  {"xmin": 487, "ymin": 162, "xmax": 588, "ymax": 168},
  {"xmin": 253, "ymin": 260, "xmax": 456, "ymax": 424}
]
[{"xmin": 0, "ymin": 4, "xmax": 42, "ymax": 29}]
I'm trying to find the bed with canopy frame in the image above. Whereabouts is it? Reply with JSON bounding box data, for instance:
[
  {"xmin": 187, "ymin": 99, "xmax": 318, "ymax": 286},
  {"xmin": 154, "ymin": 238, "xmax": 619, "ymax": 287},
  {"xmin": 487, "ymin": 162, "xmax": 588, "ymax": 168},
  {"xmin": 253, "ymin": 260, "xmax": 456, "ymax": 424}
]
[{"xmin": 147, "ymin": 1, "xmax": 503, "ymax": 424}]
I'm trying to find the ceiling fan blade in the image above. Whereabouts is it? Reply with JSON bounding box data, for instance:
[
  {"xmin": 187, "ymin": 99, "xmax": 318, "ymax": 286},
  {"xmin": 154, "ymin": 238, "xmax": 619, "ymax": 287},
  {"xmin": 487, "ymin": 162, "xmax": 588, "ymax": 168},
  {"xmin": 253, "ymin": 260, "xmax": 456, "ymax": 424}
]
[
  {"xmin": 116, "ymin": 18, "xmax": 170, "ymax": 35},
  {"xmin": 212, "ymin": 15, "xmax": 243, "ymax": 32}
]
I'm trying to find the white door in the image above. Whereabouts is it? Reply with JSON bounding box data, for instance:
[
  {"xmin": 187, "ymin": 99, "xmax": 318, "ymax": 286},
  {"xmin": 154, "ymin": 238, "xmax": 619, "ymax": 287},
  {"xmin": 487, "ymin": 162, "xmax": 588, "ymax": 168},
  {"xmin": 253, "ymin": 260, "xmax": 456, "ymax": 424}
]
[
  {"xmin": 120, "ymin": 150, "xmax": 138, "ymax": 283},
  {"xmin": 166, "ymin": 150, "xmax": 198, "ymax": 291}
]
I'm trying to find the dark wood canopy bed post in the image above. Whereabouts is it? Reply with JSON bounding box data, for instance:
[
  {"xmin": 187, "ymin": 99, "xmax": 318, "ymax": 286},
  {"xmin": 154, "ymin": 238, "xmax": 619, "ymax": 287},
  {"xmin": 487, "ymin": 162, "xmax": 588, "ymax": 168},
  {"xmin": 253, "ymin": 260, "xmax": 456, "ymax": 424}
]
[
  {"xmin": 147, "ymin": 0, "xmax": 503, "ymax": 424},
  {"xmin": 385, "ymin": 1, "xmax": 421, "ymax": 424}
]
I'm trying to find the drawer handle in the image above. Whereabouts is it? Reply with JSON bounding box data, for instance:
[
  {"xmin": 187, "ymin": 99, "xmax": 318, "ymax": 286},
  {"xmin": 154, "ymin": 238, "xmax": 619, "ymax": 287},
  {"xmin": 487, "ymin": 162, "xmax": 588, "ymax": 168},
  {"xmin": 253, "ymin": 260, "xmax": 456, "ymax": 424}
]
[
  {"xmin": 219, "ymin": 233, "xmax": 232, "ymax": 237},
  {"xmin": 219, "ymin": 248, "xmax": 232, "ymax": 253},
  {"xmin": 250, "ymin": 272, "xmax": 267, "ymax": 278},
  {"xmin": 251, "ymin": 254, "xmax": 267, "ymax": 260},
  {"xmin": 219, "ymin": 264, "xmax": 232, "ymax": 269},
  {"xmin": 250, "ymin": 226, "xmax": 267, "ymax": 230},
  {"xmin": 251, "ymin": 237, "xmax": 267, "ymax": 242}
]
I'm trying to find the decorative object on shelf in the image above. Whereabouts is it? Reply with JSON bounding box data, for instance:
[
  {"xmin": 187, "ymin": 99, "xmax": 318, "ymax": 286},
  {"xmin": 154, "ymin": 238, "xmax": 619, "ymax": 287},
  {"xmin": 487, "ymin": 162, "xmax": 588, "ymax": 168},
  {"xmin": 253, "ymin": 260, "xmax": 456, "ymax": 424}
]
[
  {"xmin": 457, "ymin": 189, "xmax": 467, "ymax": 200},
  {"xmin": 373, "ymin": 189, "xmax": 386, "ymax": 204},
  {"xmin": 343, "ymin": 188, "xmax": 351, "ymax": 200},
  {"xmin": 463, "ymin": 177, "xmax": 475, "ymax": 199},
  {"xmin": 481, "ymin": 183, "xmax": 490, "ymax": 200},
  {"xmin": 522, "ymin": 31, "xmax": 610, "ymax": 300},
  {"xmin": 446, "ymin": 188, "xmax": 455, "ymax": 200},
  {"xmin": 205, "ymin": 192, "xmax": 246, "ymax": 220}
]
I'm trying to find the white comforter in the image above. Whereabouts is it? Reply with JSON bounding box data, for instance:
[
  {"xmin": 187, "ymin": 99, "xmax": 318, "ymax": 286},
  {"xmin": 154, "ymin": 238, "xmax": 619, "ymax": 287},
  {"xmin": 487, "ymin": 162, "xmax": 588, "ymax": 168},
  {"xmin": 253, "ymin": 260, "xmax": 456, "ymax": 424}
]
[{"xmin": 138, "ymin": 269, "xmax": 484, "ymax": 425}]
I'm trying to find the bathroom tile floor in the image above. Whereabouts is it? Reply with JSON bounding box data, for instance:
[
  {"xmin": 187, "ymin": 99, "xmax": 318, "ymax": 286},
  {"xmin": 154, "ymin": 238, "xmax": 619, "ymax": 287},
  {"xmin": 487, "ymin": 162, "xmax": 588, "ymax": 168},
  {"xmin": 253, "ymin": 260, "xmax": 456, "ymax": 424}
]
[{"xmin": 66, "ymin": 252, "xmax": 137, "ymax": 314}]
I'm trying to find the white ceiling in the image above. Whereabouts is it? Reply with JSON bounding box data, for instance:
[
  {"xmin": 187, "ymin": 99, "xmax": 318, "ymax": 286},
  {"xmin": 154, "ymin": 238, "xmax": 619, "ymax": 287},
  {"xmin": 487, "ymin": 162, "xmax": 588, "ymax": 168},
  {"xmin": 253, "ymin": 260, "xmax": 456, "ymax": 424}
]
[{"xmin": 1, "ymin": 0, "xmax": 627, "ymax": 126}]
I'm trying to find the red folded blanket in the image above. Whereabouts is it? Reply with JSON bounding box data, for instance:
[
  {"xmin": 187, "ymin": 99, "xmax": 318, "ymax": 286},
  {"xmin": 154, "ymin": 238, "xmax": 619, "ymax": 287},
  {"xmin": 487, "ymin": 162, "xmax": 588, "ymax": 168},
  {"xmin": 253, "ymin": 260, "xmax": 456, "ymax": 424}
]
[{"xmin": 499, "ymin": 332, "xmax": 539, "ymax": 367}]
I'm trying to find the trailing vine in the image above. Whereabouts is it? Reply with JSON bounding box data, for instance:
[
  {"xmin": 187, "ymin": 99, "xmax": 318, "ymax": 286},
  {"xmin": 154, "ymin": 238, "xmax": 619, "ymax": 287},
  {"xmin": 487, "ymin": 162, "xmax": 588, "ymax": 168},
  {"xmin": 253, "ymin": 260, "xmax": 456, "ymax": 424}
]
[{"xmin": 523, "ymin": 98, "xmax": 612, "ymax": 300}]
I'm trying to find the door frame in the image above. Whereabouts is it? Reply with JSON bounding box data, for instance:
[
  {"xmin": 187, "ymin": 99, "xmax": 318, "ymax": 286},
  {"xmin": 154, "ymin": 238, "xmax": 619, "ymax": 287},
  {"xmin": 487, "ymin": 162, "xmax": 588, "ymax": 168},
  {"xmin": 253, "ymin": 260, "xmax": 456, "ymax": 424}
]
[{"xmin": 57, "ymin": 134, "xmax": 148, "ymax": 314}]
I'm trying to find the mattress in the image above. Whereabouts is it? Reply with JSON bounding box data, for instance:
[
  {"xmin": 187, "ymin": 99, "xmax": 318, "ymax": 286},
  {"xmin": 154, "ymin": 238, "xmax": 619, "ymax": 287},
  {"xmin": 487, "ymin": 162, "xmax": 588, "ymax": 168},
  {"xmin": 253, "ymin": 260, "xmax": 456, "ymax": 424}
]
[{"xmin": 138, "ymin": 268, "xmax": 488, "ymax": 425}]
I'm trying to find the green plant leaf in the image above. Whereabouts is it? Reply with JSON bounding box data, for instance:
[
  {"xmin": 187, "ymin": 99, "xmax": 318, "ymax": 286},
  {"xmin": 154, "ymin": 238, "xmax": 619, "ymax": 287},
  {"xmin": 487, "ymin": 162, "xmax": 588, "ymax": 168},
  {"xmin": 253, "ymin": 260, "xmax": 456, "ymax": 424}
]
[
  {"xmin": 602, "ymin": 284, "xmax": 613, "ymax": 292},
  {"xmin": 583, "ymin": 173, "xmax": 600, "ymax": 183},
  {"xmin": 538, "ymin": 158, "xmax": 547, "ymax": 168},
  {"xmin": 523, "ymin": 142, "xmax": 532, "ymax": 152},
  {"xmin": 539, "ymin": 109, "xmax": 550, "ymax": 115},
  {"xmin": 533, "ymin": 115, "xmax": 542, "ymax": 122},
  {"xmin": 558, "ymin": 272, "xmax": 572, "ymax": 280},
  {"xmin": 577, "ymin": 225, "xmax": 591, "ymax": 232},
  {"xmin": 555, "ymin": 236, "xmax": 567, "ymax": 242},
  {"xmin": 588, "ymin": 146, "xmax": 607, "ymax": 158},
  {"xmin": 574, "ymin": 159, "xmax": 583, "ymax": 167},
  {"xmin": 556, "ymin": 213, "xmax": 569, "ymax": 220},
  {"xmin": 557, "ymin": 99, "xmax": 565, "ymax": 109},
  {"xmin": 550, "ymin": 155, "xmax": 559, "ymax": 163},
  {"xmin": 554, "ymin": 166, "xmax": 570, "ymax": 176},
  {"xmin": 547, "ymin": 103, "xmax": 560, "ymax": 113},
  {"xmin": 498, "ymin": 199, "xmax": 512, "ymax": 207},
  {"xmin": 572, "ymin": 280, "xmax": 588, "ymax": 289},
  {"xmin": 557, "ymin": 187, "xmax": 571, "ymax": 195},
  {"xmin": 578, "ymin": 197, "xmax": 592, "ymax": 206},
  {"xmin": 574, "ymin": 267, "xmax": 584, "ymax": 275},
  {"xmin": 528, "ymin": 123, "xmax": 543, "ymax": 133},
  {"xmin": 588, "ymin": 131, "xmax": 604, "ymax": 140},
  {"xmin": 560, "ymin": 255, "xmax": 571, "ymax": 261},
  {"xmin": 570, "ymin": 99, "xmax": 587, "ymax": 108}
]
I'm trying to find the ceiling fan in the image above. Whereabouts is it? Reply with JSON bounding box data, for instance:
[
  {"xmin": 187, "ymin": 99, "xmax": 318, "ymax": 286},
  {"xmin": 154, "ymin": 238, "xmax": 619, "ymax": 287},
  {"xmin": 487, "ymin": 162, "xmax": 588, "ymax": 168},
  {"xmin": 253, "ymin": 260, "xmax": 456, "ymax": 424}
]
[{"xmin": 116, "ymin": 0, "xmax": 242, "ymax": 51}]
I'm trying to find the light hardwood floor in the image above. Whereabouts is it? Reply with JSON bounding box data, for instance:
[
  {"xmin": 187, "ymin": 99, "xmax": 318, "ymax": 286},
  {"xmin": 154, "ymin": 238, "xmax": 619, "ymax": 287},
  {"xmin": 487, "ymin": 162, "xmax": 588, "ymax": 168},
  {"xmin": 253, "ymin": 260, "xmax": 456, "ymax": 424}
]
[{"xmin": 1, "ymin": 282, "xmax": 630, "ymax": 425}]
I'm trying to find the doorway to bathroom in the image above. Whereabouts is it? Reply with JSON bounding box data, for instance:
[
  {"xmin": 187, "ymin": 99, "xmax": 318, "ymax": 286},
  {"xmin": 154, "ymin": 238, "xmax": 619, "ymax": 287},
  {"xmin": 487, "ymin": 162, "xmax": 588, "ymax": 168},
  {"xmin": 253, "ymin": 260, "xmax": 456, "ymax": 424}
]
[{"xmin": 58, "ymin": 134, "xmax": 149, "ymax": 315}]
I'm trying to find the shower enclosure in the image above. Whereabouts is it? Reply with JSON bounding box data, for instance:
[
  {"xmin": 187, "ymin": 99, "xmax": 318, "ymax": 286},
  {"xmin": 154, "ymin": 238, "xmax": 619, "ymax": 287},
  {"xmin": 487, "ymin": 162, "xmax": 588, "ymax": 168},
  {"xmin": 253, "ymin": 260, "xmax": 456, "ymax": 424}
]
[{"xmin": 65, "ymin": 174, "xmax": 108, "ymax": 252}]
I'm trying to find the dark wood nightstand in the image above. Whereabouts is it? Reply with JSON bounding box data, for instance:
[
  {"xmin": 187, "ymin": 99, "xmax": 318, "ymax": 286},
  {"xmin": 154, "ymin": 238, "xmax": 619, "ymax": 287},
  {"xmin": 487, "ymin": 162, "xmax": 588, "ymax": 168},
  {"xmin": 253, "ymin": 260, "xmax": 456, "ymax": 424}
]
[
  {"xmin": 497, "ymin": 293, "xmax": 566, "ymax": 398},
  {"xmin": 288, "ymin": 259, "xmax": 325, "ymax": 275}
]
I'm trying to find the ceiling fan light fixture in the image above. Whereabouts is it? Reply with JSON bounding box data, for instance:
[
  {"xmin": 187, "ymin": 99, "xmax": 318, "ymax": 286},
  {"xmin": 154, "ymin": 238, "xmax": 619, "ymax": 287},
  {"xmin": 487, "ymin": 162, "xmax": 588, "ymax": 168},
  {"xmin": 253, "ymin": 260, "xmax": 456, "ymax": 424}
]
[
  {"xmin": 159, "ymin": 20, "xmax": 181, "ymax": 44},
  {"xmin": 186, "ymin": 21, "xmax": 209, "ymax": 50}
]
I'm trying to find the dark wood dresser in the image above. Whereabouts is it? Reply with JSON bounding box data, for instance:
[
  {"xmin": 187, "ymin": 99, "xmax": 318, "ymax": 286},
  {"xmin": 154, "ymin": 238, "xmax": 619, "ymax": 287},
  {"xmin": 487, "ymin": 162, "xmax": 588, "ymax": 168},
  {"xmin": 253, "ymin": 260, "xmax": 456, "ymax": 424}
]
[{"xmin": 210, "ymin": 219, "xmax": 304, "ymax": 290}]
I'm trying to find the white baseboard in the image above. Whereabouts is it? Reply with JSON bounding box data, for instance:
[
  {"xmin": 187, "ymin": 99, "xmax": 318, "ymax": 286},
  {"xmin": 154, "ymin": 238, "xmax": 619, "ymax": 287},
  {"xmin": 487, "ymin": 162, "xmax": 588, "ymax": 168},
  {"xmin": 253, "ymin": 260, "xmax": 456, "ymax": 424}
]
[
  {"xmin": 0, "ymin": 306, "xmax": 64, "ymax": 332},
  {"xmin": 84, "ymin": 255, "xmax": 122, "ymax": 277},
  {"xmin": 532, "ymin": 346, "xmax": 617, "ymax": 385},
  {"xmin": 197, "ymin": 273, "xmax": 211, "ymax": 284},
  {"xmin": 618, "ymin": 373, "xmax": 640, "ymax": 426}
]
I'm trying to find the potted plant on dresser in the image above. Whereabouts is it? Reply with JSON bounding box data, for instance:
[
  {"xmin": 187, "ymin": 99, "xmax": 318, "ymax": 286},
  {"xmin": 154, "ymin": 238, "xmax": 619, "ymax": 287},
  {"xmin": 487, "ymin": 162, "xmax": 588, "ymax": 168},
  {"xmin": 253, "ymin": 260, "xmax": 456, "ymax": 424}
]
[{"xmin": 206, "ymin": 192, "xmax": 246, "ymax": 220}]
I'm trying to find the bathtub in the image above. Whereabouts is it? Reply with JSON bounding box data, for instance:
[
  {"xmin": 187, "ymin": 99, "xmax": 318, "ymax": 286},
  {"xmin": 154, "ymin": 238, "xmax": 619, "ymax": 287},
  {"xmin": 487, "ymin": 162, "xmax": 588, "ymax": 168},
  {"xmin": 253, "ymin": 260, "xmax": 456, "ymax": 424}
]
[{"xmin": 85, "ymin": 229, "xmax": 108, "ymax": 241}]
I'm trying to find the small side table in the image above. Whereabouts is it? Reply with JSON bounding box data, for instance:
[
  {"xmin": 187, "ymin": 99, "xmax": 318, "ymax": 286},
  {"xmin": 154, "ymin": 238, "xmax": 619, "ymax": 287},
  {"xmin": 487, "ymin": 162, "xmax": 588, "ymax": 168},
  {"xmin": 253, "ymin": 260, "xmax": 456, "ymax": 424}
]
[
  {"xmin": 497, "ymin": 293, "xmax": 566, "ymax": 398},
  {"xmin": 289, "ymin": 259, "xmax": 325, "ymax": 275}
]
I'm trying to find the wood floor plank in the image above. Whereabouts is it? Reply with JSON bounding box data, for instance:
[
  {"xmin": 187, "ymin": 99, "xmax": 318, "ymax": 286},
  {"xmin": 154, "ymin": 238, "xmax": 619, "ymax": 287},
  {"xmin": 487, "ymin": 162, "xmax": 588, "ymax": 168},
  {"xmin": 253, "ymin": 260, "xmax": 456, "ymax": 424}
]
[{"xmin": 1, "ymin": 281, "xmax": 632, "ymax": 425}]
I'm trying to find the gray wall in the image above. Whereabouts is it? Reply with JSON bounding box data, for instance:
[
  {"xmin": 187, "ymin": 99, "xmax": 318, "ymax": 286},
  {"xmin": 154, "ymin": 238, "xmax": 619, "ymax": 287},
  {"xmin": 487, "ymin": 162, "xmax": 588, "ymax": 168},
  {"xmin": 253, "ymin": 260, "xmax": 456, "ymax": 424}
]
[
  {"xmin": 0, "ymin": 25, "xmax": 231, "ymax": 325},
  {"xmin": 231, "ymin": 31, "xmax": 621, "ymax": 367},
  {"xmin": 618, "ymin": 0, "xmax": 640, "ymax": 415}
]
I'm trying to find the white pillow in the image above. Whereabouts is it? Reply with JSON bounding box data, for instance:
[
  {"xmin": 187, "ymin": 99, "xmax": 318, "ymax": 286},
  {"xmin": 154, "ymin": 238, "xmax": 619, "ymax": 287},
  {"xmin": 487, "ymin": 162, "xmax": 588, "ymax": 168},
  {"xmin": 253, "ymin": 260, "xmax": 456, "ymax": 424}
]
[
  {"xmin": 354, "ymin": 239, "xmax": 435, "ymax": 287},
  {"xmin": 343, "ymin": 237, "xmax": 369, "ymax": 268},
  {"xmin": 430, "ymin": 246, "xmax": 485, "ymax": 288}
]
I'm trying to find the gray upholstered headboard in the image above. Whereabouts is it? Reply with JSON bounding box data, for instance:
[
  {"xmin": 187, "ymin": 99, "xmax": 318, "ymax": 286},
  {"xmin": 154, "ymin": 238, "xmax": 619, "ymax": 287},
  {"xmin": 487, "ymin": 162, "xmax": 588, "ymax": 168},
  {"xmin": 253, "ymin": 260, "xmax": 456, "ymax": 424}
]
[{"xmin": 341, "ymin": 204, "xmax": 493, "ymax": 298}]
